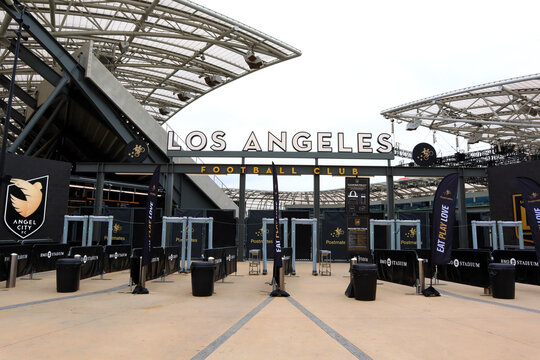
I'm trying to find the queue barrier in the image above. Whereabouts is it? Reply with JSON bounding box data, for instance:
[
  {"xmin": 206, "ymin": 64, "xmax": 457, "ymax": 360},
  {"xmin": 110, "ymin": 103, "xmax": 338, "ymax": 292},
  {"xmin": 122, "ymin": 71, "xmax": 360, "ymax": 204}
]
[
  {"xmin": 0, "ymin": 244, "xmax": 33, "ymax": 277},
  {"xmin": 164, "ymin": 246, "xmax": 181, "ymax": 275},
  {"xmin": 68, "ymin": 246, "xmax": 104, "ymax": 279},
  {"xmin": 131, "ymin": 247, "xmax": 165, "ymax": 283},
  {"xmin": 434, "ymin": 249, "xmax": 492, "ymax": 288},
  {"xmin": 492, "ymin": 250, "xmax": 540, "ymax": 286},
  {"xmin": 203, "ymin": 246, "xmax": 238, "ymax": 282},
  {"xmin": 103, "ymin": 245, "xmax": 132, "ymax": 273},
  {"xmin": 374, "ymin": 250, "xmax": 418, "ymax": 287}
]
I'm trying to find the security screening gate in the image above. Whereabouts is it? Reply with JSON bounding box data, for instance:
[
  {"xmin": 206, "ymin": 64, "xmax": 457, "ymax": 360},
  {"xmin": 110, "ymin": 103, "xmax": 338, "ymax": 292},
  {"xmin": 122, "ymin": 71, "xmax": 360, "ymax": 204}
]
[
  {"xmin": 186, "ymin": 217, "xmax": 213, "ymax": 271},
  {"xmin": 291, "ymin": 218, "xmax": 318, "ymax": 276},
  {"xmin": 62, "ymin": 215, "xmax": 88, "ymax": 245},
  {"xmin": 369, "ymin": 219, "xmax": 421, "ymax": 250},
  {"xmin": 261, "ymin": 218, "xmax": 289, "ymax": 275},
  {"xmin": 161, "ymin": 216, "xmax": 187, "ymax": 270},
  {"xmin": 497, "ymin": 221, "xmax": 525, "ymax": 250},
  {"xmin": 471, "ymin": 220, "xmax": 525, "ymax": 250},
  {"xmin": 87, "ymin": 215, "xmax": 114, "ymax": 246},
  {"xmin": 471, "ymin": 220, "xmax": 497, "ymax": 250}
]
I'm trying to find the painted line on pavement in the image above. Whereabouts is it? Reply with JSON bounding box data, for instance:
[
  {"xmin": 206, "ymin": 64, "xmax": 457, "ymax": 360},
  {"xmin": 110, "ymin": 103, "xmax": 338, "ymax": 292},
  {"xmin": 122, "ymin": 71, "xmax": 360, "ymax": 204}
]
[
  {"xmin": 287, "ymin": 297, "xmax": 372, "ymax": 360},
  {"xmin": 191, "ymin": 296, "xmax": 274, "ymax": 360},
  {"xmin": 0, "ymin": 285, "xmax": 128, "ymax": 311},
  {"xmin": 439, "ymin": 289, "xmax": 540, "ymax": 314}
]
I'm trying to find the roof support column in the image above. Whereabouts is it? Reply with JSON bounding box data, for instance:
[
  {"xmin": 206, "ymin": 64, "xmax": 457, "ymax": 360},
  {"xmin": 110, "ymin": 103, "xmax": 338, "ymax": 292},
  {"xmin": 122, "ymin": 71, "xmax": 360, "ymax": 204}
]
[
  {"xmin": 8, "ymin": 75, "xmax": 69, "ymax": 153},
  {"xmin": 165, "ymin": 163, "xmax": 174, "ymax": 217},
  {"xmin": 457, "ymin": 170, "xmax": 468, "ymax": 248},
  {"xmin": 314, "ymin": 158, "xmax": 321, "ymax": 261},
  {"xmin": 386, "ymin": 161, "xmax": 395, "ymax": 248},
  {"xmin": 93, "ymin": 163, "xmax": 104, "ymax": 216},
  {"xmin": 237, "ymin": 157, "xmax": 246, "ymax": 261}
]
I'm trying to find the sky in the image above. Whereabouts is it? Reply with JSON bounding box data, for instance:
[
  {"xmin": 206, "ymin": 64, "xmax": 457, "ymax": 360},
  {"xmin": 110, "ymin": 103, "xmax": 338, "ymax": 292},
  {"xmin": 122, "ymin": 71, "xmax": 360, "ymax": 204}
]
[{"xmin": 168, "ymin": 0, "xmax": 540, "ymax": 192}]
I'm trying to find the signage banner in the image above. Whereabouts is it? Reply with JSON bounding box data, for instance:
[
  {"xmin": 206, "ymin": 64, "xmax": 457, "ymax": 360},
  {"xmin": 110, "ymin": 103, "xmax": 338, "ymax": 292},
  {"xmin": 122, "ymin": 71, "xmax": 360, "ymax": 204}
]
[
  {"xmin": 375, "ymin": 250, "xmax": 418, "ymax": 286},
  {"xmin": 31, "ymin": 244, "xmax": 70, "ymax": 273},
  {"xmin": 516, "ymin": 177, "xmax": 540, "ymax": 262},
  {"xmin": 102, "ymin": 208, "xmax": 132, "ymax": 245},
  {"xmin": 436, "ymin": 249, "xmax": 491, "ymax": 288},
  {"xmin": 1, "ymin": 154, "xmax": 70, "ymax": 242},
  {"xmin": 492, "ymin": 250, "xmax": 540, "ymax": 286},
  {"xmin": 345, "ymin": 177, "xmax": 369, "ymax": 214},
  {"xmin": 346, "ymin": 215, "xmax": 370, "ymax": 253},
  {"xmin": 143, "ymin": 167, "xmax": 160, "ymax": 267},
  {"xmin": 69, "ymin": 245, "xmax": 104, "ymax": 279},
  {"xmin": 321, "ymin": 212, "xmax": 347, "ymax": 260},
  {"xmin": 104, "ymin": 245, "xmax": 131, "ymax": 273},
  {"xmin": 204, "ymin": 247, "xmax": 224, "ymax": 281},
  {"xmin": 173, "ymin": 209, "xmax": 204, "ymax": 258},
  {"xmin": 431, "ymin": 173, "xmax": 459, "ymax": 265},
  {"xmin": 272, "ymin": 163, "xmax": 282, "ymax": 286}
]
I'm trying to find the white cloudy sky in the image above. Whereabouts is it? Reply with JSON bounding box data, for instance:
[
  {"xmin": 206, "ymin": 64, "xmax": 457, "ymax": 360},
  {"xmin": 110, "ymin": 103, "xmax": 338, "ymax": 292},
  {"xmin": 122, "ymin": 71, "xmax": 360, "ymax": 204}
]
[{"xmin": 168, "ymin": 0, "xmax": 540, "ymax": 191}]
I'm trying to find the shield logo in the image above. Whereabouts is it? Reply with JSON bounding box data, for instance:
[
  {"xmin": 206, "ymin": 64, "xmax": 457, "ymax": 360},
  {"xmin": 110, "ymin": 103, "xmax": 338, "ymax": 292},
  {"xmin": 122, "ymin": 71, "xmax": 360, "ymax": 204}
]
[{"xmin": 4, "ymin": 175, "xmax": 49, "ymax": 239}]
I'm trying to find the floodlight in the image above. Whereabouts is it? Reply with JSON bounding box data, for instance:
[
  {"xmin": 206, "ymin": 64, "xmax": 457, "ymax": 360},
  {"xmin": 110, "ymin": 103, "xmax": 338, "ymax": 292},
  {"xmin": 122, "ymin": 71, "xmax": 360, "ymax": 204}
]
[
  {"xmin": 406, "ymin": 119, "xmax": 422, "ymax": 131},
  {"xmin": 177, "ymin": 91, "xmax": 193, "ymax": 102},
  {"xmin": 244, "ymin": 51, "xmax": 263, "ymax": 69},
  {"xmin": 204, "ymin": 75, "xmax": 223, "ymax": 87},
  {"xmin": 159, "ymin": 107, "xmax": 171, "ymax": 115},
  {"xmin": 467, "ymin": 133, "xmax": 482, "ymax": 145}
]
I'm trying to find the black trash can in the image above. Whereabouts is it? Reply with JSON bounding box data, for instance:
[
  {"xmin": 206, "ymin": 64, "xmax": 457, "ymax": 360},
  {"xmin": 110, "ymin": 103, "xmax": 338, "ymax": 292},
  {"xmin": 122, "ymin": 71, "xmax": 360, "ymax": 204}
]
[
  {"xmin": 56, "ymin": 258, "xmax": 82, "ymax": 293},
  {"xmin": 488, "ymin": 263, "xmax": 515, "ymax": 299},
  {"xmin": 351, "ymin": 264, "xmax": 377, "ymax": 301},
  {"xmin": 191, "ymin": 261, "xmax": 216, "ymax": 296}
]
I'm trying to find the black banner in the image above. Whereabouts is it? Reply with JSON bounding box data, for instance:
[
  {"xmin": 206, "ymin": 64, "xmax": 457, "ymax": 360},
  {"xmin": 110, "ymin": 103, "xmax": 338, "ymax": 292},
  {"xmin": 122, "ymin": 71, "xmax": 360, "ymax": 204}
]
[
  {"xmin": 0, "ymin": 154, "xmax": 70, "ymax": 242},
  {"xmin": 437, "ymin": 249, "xmax": 491, "ymax": 288},
  {"xmin": 69, "ymin": 246, "xmax": 104, "ymax": 279},
  {"xmin": 321, "ymin": 212, "xmax": 347, "ymax": 260},
  {"xmin": 431, "ymin": 173, "xmax": 459, "ymax": 265},
  {"xmin": 31, "ymin": 244, "xmax": 70, "ymax": 273},
  {"xmin": 101, "ymin": 208, "xmax": 133, "ymax": 245},
  {"xmin": 0, "ymin": 253, "xmax": 6, "ymax": 281},
  {"xmin": 204, "ymin": 248, "xmax": 224, "ymax": 281},
  {"xmin": 104, "ymin": 245, "xmax": 131, "ymax": 273},
  {"xmin": 0, "ymin": 244, "xmax": 33, "ymax": 277},
  {"xmin": 164, "ymin": 246, "xmax": 180, "ymax": 275},
  {"xmin": 516, "ymin": 177, "xmax": 540, "ymax": 262},
  {"xmin": 272, "ymin": 163, "xmax": 282, "ymax": 286},
  {"xmin": 492, "ymin": 250, "xmax": 540, "ymax": 286},
  {"xmin": 143, "ymin": 167, "xmax": 160, "ymax": 267},
  {"xmin": 345, "ymin": 177, "xmax": 369, "ymax": 214},
  {"xmin": 374, "ymin": 250, "xmax": 418, "ymax": 286},
  {"xmin": 224, "ymin": 247, "xmax": 237, "ymax": 276}
]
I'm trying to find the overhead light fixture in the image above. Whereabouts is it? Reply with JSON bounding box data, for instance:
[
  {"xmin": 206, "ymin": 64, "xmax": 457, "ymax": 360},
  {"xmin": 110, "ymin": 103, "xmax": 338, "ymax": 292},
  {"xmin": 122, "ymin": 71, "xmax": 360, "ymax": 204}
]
[
  {"xmin": 119, "ymin": 41, "xmax": 130, "ymax": 53},
  {"xmin": 204, "ymin": 75, "xmax": 223, "ymax": 87},
  {"xmin": 244, "ymin": 51, "xmax": 263, "ymax": 69},
  {"xmin": 406, "ymin": 118, "xmax": 422, "ymax": 131},
  {"xmin": 177, "ymin": 91, "xmax": 193, "ymax": 102},
  {"xmin": 159, "ymin": 107, "xmax": 171, "ymax": 115},
  {"xmin": 467, "ymin": 133, "xmax": 482, "ymax": 145}
]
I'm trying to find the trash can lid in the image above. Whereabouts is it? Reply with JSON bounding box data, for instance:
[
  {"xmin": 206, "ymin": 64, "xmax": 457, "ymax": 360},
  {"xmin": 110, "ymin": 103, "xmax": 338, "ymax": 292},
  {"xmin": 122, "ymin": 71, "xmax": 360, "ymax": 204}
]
[
  {"xmin": 56, "ymin": 258, "xmax": 81, "ymax": 265},
  {"xmin": 488, "ymin": 263, "xmax": 515, "ymax": 269},
  {"xmin": 352, "ymin": 264, "xmax": 377, "ymax": 271},
  {"xmin": 190, "ymin": 261, "xmax": 216, "ymax": 268}
]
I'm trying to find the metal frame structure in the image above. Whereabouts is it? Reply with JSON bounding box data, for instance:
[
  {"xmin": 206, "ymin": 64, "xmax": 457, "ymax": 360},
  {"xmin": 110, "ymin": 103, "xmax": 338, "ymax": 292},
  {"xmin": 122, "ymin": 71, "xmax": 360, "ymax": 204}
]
[
  {"xmin": 261, "ymin": 217, "xmax": 288, "ymax": 275},
  {"xmin": 381, "ymin": 74, "xmax": 540, "ymax": 151},
  {"xmin": 497, "ymin": 221, "xmax": 524, "ymax": 250},
  {"xmin": 291, "ymin": 218, "xmax": 317, "ymax": 276},
  {"xmin": 395, "ymin": 219, "xmax": 421, "ymax": 250},
  {"xmin": 87, "ymin": 215, "xmax": 114, "ymax": 246},
  {"xmin": 0, "ymin": 0, "xmax": 301, "ymax": 149},
  {"xmin": 471, "ymin": 220, "xmax": 497, "ymax": 250},
  {"xmin": 186, "ymin": 216, "xmax": 213, "ymax": 270},
  {"xmin": 369, "ymin": 219, "xmax": 396, "ymax": 250},
  {"xmin": 62, "ymin": 215, "xmax": 88, "ymax": 245}
]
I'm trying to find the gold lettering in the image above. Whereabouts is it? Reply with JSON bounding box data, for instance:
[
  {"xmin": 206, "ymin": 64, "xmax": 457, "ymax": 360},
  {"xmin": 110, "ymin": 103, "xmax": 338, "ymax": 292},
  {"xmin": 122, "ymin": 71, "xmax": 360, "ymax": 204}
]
[
  {"xmin": 227, "ymin": 166, "xmax": 234, "ymax": 174},
  {"xmin": 280, "ymin": 167, "xmax": 285, "ymax": 174},
  {"xmin": 253, "ymin": 167, "xmax": 259, "ymax": 174},
  {"xmin": 266, "ymin": 167, "xmax": 272, "ymax": 174},
  {"xmin": 352, "ymin": 168, "xmax": 358, "ymax": 175},
  {"xmin": 326, "ymin": 168, "xmax": 332, "ymax": 175},
  {"xmin": 213, "ymin": 166, "xmax": 220, "ymax": 173},
  {"xmin": 292, "ymin": 167, "xmax": 297, "ymax": 175},
  {"xmin": 339, "ymin": 167, "xmax": 345, "ymax": 175},
  {"xmin": 314, "ymin": 167, "xmax": 320, "ymax": 175},
  {"xmin": 201, "ymin": 166, "xmax": 206, "ymax": 173},
  {"xmin": 240, "ymin": 166, "xmax": 246, "ymax": 174}
]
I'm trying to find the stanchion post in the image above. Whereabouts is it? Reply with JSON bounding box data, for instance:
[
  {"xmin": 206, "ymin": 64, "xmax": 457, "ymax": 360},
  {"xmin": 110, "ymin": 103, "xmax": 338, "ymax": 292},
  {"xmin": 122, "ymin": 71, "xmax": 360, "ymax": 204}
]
[
  {"xmin": 139, "ymin": 256, "xmax": 146, "ymax": 288},
  {"xmin": 350, "ymin": 257, "xmax": 357, "ymax": 282},
  {"xmin": 7, "ymin": 253, "xmax": 18, "ymax": 288},
  {"xmin": 280, "ymin": 258, "xmax": 285, "ymax": 291},
  {"xmin": 417, "ymin": 258, "xmax": 425, "ymax": 295}
]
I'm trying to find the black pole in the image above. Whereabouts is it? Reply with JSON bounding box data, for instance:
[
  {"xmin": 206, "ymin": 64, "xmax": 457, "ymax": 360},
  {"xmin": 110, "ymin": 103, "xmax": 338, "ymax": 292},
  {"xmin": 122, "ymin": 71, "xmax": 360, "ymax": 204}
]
[{"xmin": 0, "ymin": 6, "xmax": 25, "ymax": 184}]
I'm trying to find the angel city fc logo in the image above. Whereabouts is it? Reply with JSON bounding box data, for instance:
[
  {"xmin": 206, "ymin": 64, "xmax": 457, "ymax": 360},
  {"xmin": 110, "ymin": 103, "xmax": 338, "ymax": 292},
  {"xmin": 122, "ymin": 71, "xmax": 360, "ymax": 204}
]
[{"xmin": 4, "ymin": 176, "xmax": 49, "ymax": 238}]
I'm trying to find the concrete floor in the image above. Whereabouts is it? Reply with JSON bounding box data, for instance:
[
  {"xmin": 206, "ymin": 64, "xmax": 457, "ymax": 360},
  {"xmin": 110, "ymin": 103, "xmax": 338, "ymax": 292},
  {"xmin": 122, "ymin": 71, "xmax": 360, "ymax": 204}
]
[{"xmin": 1, "ymin": 262, "xmax": 540, "ymax": 359}]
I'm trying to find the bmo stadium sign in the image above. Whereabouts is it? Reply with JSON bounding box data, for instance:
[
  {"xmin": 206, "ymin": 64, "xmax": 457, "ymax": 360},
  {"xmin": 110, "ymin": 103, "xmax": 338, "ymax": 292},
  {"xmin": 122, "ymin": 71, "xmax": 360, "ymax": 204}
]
[{"xmin": 167, "ymin": 130, "xmax": 394, "ymax": 159}]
